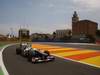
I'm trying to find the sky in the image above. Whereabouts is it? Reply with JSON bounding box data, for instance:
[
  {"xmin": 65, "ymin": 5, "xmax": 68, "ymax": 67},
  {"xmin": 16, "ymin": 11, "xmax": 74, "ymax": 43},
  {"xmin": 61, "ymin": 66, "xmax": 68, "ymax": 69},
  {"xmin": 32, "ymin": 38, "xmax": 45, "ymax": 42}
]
[{"xmin": 0, "ymin": 0, "xmax": 100, "ymax": 36}]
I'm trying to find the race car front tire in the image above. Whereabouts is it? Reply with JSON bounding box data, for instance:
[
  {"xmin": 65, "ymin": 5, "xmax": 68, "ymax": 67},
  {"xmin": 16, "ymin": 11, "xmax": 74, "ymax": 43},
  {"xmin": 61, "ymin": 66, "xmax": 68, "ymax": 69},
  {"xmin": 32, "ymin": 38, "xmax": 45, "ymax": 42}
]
[
  {"xmin": 27, "ymin": 56, "xmax": 32, "ymax": 62},
  {"xmin": 31, "ymin": 58, "xmax": 38, "ymax": 64},
  {"xmin": 44, "ymin": 51, "xmax": 50, "ymax": 56}
]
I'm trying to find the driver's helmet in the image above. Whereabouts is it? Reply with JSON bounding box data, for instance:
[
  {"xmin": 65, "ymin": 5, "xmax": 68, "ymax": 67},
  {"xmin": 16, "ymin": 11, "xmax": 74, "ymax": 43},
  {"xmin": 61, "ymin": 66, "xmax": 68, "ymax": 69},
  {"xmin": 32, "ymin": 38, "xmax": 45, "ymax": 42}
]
[
  {"xmin": 33, "ymin": 48, "xmax": 38, "ymax": 51},
  {"xmin": 27, "ymin": 44, "xmax": 31, "ymax": 47}
]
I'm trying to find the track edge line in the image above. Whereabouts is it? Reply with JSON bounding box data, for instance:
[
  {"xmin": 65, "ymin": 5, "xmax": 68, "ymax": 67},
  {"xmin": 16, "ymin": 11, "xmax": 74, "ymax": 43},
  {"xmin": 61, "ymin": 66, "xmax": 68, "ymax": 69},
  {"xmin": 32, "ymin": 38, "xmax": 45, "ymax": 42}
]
[{"xmin": 0, "ymin": 43, "xmax": 18, "ymax": 75}]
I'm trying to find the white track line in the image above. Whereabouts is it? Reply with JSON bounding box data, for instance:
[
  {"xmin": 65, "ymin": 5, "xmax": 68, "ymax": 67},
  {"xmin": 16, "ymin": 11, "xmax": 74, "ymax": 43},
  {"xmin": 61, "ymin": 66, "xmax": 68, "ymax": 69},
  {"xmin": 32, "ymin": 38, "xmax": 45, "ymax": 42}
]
[
  {"xmin": 0, "ymin": 44, "xmax": 18, "ymax": 75},
  {"xmin": 52, "ymin": 42, "xmax": 100, "ymax": 46}
]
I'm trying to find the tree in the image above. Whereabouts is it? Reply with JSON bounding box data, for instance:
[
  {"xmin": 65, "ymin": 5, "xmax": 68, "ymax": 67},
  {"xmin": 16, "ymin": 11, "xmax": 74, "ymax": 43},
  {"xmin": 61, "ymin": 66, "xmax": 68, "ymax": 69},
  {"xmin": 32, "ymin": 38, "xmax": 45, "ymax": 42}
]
[
  {"xmin": 96, "ymin": 30, "xmax": 100, "ymax": 37},
  {"xmin": 68, "ymin": 30, "xmax": 72, "ymax": 36},
  {"xmin": 86, "ymin": 35, "xmax": 95, "ymax": 43},
  {"xmin": 52, "ymin": 32, "xmax": 56, "ymax": 40},
  {"xmin": 44, "ymin": 35, "xmax": 49, "ymax": 40}
]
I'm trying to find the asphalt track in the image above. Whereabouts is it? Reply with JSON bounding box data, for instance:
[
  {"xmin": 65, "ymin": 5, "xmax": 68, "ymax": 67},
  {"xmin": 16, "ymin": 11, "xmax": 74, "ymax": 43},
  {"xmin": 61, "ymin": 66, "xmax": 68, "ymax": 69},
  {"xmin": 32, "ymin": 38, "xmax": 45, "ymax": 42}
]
[{"xmin": 3, "ymin": 44, "xmax": 100, "ymax": 75}]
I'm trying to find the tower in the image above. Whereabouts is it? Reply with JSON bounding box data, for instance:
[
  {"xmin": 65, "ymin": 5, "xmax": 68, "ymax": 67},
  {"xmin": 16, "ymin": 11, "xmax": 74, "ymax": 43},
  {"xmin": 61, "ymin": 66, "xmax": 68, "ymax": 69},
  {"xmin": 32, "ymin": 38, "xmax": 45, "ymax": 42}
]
[
  {"xmin": 72, "ymin": 11, "xmax": 79, "ymax": 25},
  {"xmin": 72, "ymin": 11, "xmax": 79, "ymax": 36}
]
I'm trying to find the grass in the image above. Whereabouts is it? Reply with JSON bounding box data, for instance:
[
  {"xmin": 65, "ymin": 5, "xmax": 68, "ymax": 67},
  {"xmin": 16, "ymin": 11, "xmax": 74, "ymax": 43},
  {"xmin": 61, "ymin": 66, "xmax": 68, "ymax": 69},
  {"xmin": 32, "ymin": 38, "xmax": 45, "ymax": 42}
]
[
  {"xmin": 0, "ymin": 68, "xmax": 4, "ymax": 75},
  {"xmin": 0, "ymin": 43, "xmax": 7, "ymax": 49},
  {"xmin": 0, "ymin": 41, "xmax": 16, "ymax": 48}
]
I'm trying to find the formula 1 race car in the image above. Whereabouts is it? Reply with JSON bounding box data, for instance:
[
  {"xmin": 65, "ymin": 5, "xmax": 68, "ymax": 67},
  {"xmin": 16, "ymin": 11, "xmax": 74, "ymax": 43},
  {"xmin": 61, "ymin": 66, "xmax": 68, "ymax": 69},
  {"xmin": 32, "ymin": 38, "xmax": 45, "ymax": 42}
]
[
  {"xmin": 27, "ymin": 48, "xmax": 55, "ymax": 63},
  {"xmin": 16, "ymin": 43, "xmax": 55, "ymax": 63}
]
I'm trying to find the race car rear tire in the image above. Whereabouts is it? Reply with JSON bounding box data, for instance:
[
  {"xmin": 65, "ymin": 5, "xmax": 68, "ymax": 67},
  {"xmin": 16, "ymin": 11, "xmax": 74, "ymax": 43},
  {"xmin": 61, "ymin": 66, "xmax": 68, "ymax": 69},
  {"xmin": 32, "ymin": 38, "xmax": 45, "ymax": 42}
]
[{"xmin": 16, "ymin": 48, "xmax": 21, "ymax": 55}]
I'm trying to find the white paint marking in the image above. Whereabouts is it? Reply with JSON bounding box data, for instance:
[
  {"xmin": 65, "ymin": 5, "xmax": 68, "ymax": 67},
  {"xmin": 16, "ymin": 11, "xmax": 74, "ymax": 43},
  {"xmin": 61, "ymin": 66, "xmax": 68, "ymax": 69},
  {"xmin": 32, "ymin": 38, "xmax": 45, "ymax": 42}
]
[{"xmin": 0, "ymin": 43, "xmax": 18, "ymax": 75}]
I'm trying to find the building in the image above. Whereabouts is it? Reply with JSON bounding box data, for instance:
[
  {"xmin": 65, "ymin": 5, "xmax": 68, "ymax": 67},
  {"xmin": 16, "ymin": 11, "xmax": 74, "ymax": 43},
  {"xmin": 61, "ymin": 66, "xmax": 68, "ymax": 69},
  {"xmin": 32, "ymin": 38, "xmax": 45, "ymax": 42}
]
[
  {"xmin": 31, "ymin": 33, "xmax": 52, "ymax": 41},
  {"xmin": 72, "ymin": 11, "xmax": 98, "ymax": 37},
  {"xmin": 55, "ymin": 29, "xmax": 72, "ymax": 39},
  {"xmin": 0, "ymin": 34, "xmax": 7, "ymax": 41},
  {"xmin": 73, "ymin": 20, "xmax": 98, "ymax": 37},
  {"xmin": 19, "ymin": 28, "xmax": 30, "ymax": 39}
]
